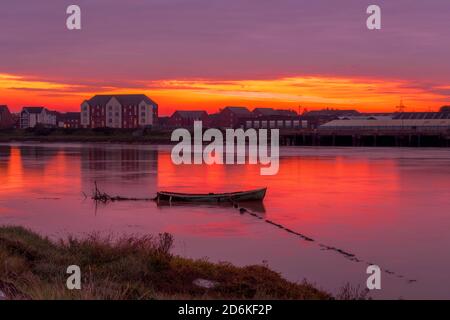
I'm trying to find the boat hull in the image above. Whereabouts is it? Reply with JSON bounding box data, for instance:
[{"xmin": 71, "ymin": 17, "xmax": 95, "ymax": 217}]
[{"xmin": 157, "ymin": 188, "xmax": 267, "ymax": 203}]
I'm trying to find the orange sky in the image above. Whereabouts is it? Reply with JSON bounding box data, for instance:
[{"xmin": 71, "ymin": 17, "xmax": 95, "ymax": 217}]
[{"xmin": 1, "ymin": 73, "xmax": 447, "ymax": 115}]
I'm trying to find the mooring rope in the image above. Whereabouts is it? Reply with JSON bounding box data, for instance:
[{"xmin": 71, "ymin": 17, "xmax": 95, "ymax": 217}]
[{"xmin": 235, "ymin": 204, "xmax": 417, "ymax": 284}]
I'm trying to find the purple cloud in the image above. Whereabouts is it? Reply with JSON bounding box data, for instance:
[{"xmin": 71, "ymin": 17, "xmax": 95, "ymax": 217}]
[{"xmin": 0, "ymin": 0, "xmax": 449, "ymax": 85}]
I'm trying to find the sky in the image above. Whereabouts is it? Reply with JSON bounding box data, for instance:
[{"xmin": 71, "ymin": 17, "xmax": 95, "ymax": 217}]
[{"xmin": 1, "ymin": 0, "xmax": 449, "ymax": 115}]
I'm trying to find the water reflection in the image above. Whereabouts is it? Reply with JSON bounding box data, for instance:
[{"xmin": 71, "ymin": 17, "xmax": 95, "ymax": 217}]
[
  {"xmin": 1, "ymin": 143, "xmax": 450, "ymax": 299},
  {"xmin": 157, "ymin": 201, "xmax": 267, "ymax": 214}
]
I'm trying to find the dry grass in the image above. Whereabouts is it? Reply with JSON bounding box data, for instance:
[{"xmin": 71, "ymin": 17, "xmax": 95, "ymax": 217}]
[
  {"xmin": 0, "ymin": 226, "xmax": 331, "ymax": 300},
  {"xmin": 336, "ymin": 283, "xmax": 370, "ymax": 300}
]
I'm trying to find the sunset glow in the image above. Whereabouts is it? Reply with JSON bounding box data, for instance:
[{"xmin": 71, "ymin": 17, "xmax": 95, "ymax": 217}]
[
  {"xmin": 1, "ymin": 73, "xmax": 447, "ymax": 115},
  {"xmin": 2, "ymin": 1, "xmax": 450, "ymax": 115}
]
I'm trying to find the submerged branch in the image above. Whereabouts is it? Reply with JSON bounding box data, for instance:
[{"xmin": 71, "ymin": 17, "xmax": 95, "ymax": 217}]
[{"xmin": 91, "ymin": 181, "xmax": 156, "ymax": 203}]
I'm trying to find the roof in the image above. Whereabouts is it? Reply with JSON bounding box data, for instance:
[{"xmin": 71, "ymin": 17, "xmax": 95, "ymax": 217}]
[
  {"xmin": 275, "ymin": 109, "xmax": 298, "ymax": 116},
  {"xmin": 22, "ymin": 106, "xmax": 45, "ymax": 114},
  {"xmin": 0, "ymin": 105, "xmax": 14, "ymax": 128},
  {"xmin": 86, "ymin": 94, "xmax": 157, "ymax": 107},
  {"xmin": 172, "ymin": 110, "xmax": 208, "ymax": 119},
  {"xmin": 0, "ymin": 105, "xmax": 10, "ymax": 113},
  {"xmin": 320, "ymin": 119, "xmax": 450, "ymax": 128},
  {"xmin": 338, "ymin": 115, "xmax": 393, "ymax": 120},
  {"xmin": 304, "ymin": 109, "xmax": 360, "ymax": 117},
  {"xmin": 393, "ymin": 112, "xmax": 450, "ymax": 120},
  {"xmin": 253, "ymin": 108, "xmax": 277, "ymax": 116},
  {"xmin": 222, "ymin": 106, "xmax": 252, "ymax": 116},
  {"xmin": 253, "ymin": 108, "xmax": 297, "ymax": 116}
]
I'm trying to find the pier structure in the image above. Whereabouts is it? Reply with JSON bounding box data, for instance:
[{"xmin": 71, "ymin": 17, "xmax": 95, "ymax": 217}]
[{"xmin": 279, "ymin": 128, "xmax": 450, "ymax": 147}]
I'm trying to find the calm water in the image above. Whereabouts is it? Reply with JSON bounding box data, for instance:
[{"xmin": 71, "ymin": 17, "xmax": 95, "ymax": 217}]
[{"xmin": 1, "ymin": 142, "xmax": 450, "ymax": 299}]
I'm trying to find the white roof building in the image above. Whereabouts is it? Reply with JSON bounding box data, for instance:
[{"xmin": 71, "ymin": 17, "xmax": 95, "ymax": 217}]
[{"xmin": 319, "ymin": 119, "xmax": 450, "ymax": 130}]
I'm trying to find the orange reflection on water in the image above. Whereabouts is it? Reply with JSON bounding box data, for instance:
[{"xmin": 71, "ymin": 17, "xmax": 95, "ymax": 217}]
[
  {"xmin": 156, "ymin": 149, "xmax": 401, "ymax": 230},
  {"xmin": 1, "ymin": 147, "xmax": 23, "ymax": 192},
  {"xmin": 0, "ymin": 145, "xmax": 82, "ymax": 197}
]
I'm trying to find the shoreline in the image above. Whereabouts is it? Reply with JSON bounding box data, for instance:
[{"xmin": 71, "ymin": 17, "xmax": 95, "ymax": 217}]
[
  {"xmin": 1, "ymin": 128, "xmax": 449, "ymax": 147},
  {"xmin": 0, "ymin": 129, "xmax": 174, "ymax": 144},
  {"xmin": 0, "ymin": 226, "xmax": 333, "ymax": 300}
]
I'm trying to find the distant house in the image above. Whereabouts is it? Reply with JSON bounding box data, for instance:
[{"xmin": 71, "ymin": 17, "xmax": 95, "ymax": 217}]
[
  {"xmin": 302, "ymin": 109, "xmax": 360, "ymax": 129},
  {"xmin": 80, "ymin": 94, "xmax": 158, "ymax": 129},
  {"xmin": 11, "ymin": 113, "xmax": 20, "ymax": 129},
  {"xmin": 20, "ymin": 106, "xmax": 57, "ymax": 128},
  {"xmin": 57, "ymin": 112, "xmax": 81, "ymax": 128},
  {"xmin": 214, "ymin": 106, "xmax": 254, "ymax": 128},
  {"xmin": 168, "ymin": 110, "xmax": 209, "ymax": 128},
  {"xmin": 240, "ymin": 116, "xmax": 308, "ymax": 130},
  {"xmin": 247, "ymin": 107, "xmax": 302, "ymax": 128},
  {"xmin": 440, "ymin": 106, "xmax": 450, "ymax": 113},
  {"xmin": 303, "ymin": 109, "xmax": 359, "ymax": 117},
  {"xmin": 0, "ymin": 105, "xmax": 15, "ymax": 129},
  {"xmin": 156, "ymin": 116, "xmax": 170, "ymax": 128},
  {"xmin": 253, "ymin": 108, "xmax": 297, "ymax": 118}
]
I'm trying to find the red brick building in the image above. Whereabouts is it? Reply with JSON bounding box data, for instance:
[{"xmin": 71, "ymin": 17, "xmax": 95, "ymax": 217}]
[
  {"xmin": 81, "ymin": 94, "xmax": 158, "ymax": 128},
  {"xmin": 213, "ymin": 106, "xmax": 254, "ymax": 128},
  {"xmin": 57, "ymin": 112, "xmax": 81, "ymax": 128},
  {"xmin": 0, "ymin": 105, "xmax": 15, "ymax": 129},
  {"xmin": 253, "ymin": 108, "xmax": 297, "ymax": 118},
  {"xmin": 239, "ymin": 115, "xmax": 307, "ymax": 130},
  {"xmin": 168, "ymin": 111, "xmax": 209, "ymax": 128}
]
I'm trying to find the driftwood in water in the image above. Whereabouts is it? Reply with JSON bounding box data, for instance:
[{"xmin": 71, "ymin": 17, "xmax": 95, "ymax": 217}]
[{"xmin": 92, "ymin": 182, "xmax": 155, "ymax": 203}]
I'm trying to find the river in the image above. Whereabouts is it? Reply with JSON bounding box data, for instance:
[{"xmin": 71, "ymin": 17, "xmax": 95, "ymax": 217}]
[{"xmin": 1, "ymin": 142, "xmax": 449, "ymax": 299}]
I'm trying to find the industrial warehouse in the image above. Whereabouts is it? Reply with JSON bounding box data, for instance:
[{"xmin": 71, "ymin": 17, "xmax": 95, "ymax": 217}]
[{"xmin": 278, "ymin": 111, "xmax": 450, "ymax": 147}]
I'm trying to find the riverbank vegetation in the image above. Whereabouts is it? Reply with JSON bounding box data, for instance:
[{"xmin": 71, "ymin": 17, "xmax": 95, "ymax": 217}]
[
  {"xmin": 0, "ymin": 226, "xmax": 331, "ymax": 300},
  {"xmin": 0, "ymin": 128, "xmax": 173, "ymax": 144}
]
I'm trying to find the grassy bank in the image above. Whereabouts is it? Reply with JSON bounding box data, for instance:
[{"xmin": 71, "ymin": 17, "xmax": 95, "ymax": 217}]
[{"xmin": 0, "ymin": 226, "xmax": 331, "ymax": 300}]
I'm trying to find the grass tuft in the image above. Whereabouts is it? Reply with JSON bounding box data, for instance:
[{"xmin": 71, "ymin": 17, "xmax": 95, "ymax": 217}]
[{"xmin": 0, "ymin": 226, "xmax": 331, "ymax": 300}]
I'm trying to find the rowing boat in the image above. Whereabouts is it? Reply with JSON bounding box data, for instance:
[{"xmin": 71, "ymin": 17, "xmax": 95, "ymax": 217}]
[{"xmin": 156, "ymin": 188, "xmax": 267, "ymax": 203}]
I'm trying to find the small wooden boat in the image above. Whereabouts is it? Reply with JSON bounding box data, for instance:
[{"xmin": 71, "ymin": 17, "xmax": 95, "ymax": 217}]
[{"xmin": 156, "ymin": 188, "xmax": 267, "ymax": 203}]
